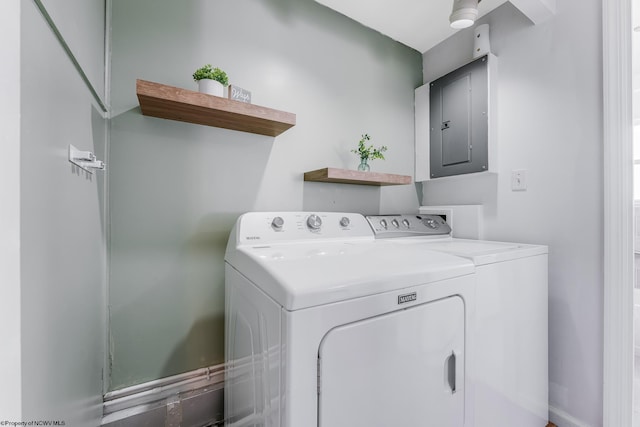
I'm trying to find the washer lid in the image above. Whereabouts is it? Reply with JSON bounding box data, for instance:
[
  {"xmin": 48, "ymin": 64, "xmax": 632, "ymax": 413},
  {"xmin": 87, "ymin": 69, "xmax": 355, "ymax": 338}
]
[
  {"xmin": 396, "ymin": 238, "xmax": 548, "ymax": 265},
  {"xmin": 225, "ymin": 239, "xmax": 474, "ymax": 310}
]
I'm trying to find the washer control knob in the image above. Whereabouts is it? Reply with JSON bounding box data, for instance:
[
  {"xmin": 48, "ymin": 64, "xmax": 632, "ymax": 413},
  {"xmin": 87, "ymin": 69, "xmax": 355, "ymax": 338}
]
[
  {"xmin": 391, "ymin": 219, "xmax": 400, "ymax": 228},
  {"xmin": 402, "ymin": 219, "xmax": 410, "ymax": 228},
  {"xmin": 424, "ymin": 218, "xmax": 439, "ymax": 229},
  {"xmin": 271, "ymin": 216, "xmax": 284, "ymax": 230},
  {"xmin": 339, "ymin": 216, "xmax": 350, "ymax": 228},
  {"xmin": 307, "ymin": 214, "xmax": 322, "ymax": 230},
  {"xmin": 380, "ymin": 219, "xmax": 388, "ymax": 229}
]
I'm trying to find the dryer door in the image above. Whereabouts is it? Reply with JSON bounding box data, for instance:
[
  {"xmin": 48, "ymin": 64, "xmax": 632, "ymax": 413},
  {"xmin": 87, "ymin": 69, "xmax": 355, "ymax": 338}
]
[{"xmin": 318, "ymin": 296, "xmax": 465, "ymax": 427}]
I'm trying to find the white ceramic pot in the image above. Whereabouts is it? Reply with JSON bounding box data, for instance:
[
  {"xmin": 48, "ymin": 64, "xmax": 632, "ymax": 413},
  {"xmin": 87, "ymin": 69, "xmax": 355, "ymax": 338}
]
[{"xmin": 197, "ymin": 79, "xmax": 224, "ymax": 96}]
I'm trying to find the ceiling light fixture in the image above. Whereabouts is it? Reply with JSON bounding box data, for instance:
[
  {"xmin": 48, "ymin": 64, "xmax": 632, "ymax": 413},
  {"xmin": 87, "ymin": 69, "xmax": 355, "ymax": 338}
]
[{"xmin": 449, "ymin": 0, "xmax": 481, "ymax": 29}]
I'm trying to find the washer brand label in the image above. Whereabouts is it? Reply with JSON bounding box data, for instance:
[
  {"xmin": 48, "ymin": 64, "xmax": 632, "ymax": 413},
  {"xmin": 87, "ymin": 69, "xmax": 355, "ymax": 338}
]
[
  {"xmin": 246, "ymin": 236, "xmax": 261, "ymax": 240},
  {"xmin": 398, "ymin": 292, "xmax": 417, "ymax": 305}
]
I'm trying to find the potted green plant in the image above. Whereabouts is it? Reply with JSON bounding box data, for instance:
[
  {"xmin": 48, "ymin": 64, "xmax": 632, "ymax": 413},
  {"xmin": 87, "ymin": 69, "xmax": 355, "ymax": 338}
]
[
  {"xmin": 192, "ymin": 64, "xmax": 229, "ymax": 96},
  {"xmin": 351, "ymin": 134, "xmax": 387, "ymax": 171}
]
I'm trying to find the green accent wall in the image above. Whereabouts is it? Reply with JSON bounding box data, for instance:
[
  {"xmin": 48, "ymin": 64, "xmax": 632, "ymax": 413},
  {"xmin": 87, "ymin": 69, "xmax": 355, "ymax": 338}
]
[{"xmin": 109, "ymin": 0, "xmax": 422, "ymax": 390}]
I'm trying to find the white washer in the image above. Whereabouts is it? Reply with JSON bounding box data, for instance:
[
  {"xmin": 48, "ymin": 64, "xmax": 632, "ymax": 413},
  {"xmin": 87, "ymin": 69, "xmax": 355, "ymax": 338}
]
[
  {"xmin": 365, "ymin": 213, "xmax": 548, "ymax": 427},
  {"xmin": 224, "ymin": 212, "xmax": 476, "ymax": 427}
]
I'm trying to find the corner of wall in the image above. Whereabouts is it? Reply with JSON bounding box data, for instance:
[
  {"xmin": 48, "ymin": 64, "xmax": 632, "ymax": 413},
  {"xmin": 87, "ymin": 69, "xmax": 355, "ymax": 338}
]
[{"xmin": 0, "ymin": 0, "xmax": 22, "ymax": 419}]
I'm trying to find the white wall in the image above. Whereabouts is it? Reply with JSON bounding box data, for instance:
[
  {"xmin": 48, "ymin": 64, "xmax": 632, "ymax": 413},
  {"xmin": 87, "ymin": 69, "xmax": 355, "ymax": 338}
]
[
  {"xmin": 421, "ymin": 2, "xmax": 603, "ymax": 426},
  {"xmin": 0, "ymin": 0, "xmax": 23, "ymax": 420},
  {"xmin": 40, "ymin": 0, "xmax": 106, "ymax": 99},
  {"xmin": 108, "ymin": 0, "xmax": 422, "ymax": 390},
  {"xmin": 18, "ymin": 1, "xmax": 107, "ymax": 424}
]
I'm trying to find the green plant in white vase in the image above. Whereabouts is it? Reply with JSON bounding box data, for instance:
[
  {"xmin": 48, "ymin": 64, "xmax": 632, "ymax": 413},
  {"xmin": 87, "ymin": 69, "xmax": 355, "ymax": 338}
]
[
  {"xmin": 351, "ymin": 134, "xmax": 387, "ymax": 171},
  {"xmin": 192, "ymin": 64, "xmax": 229, "ymax": 96}
]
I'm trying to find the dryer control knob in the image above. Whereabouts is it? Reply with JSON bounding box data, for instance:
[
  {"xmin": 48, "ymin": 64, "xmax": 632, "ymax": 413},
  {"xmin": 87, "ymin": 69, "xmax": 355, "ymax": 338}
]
[
  {"xmin": 391, "ymin": 219, "xmax": 400, "ymax": 228},
  {"xmin": 402, "ymin": 219, "xmax": 411, "ymax": 228},
  {"xmin": 380, "ymin": 219, "xmax": 388, "ymax": 229},
  {"xmin": 271, "ymin": 216, "xmax": 284, "ymax": 230},
  {"xmin": 307, "ymin": 214, "xmax": 322, "ymax": 230},
  {"xmin": 339, "ymin": 217, "xmax": 350, "ymax": 228},
  {"xmin": 424, "ymin": 218, "xmax": 439, "ymax": 229}
]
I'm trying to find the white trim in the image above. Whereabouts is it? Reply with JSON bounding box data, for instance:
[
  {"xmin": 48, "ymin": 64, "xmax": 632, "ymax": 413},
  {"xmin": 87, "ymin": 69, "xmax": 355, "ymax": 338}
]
[
  {"xmin": 102, "ymin": 0, "xmax": 112, "ymax": 396},
  {"xmin": 104, "ymin": 0, "xmax": 112, "ymax": 113},
  {"xmin": 603, "ymin": 0, "xmax": 634, "ymax": 426},
  {"xmin": 414, "ymin": 83, "xmax": 430, "ymax": 182},
  {"xmin": 549, "ymin": 405, "xmax": 592, "ymax": 427}
]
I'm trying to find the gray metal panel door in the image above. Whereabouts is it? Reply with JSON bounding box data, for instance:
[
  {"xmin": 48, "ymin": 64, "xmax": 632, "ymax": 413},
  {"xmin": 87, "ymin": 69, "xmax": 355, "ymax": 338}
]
[
  {"xmin": 441, "ymin": 74, "xmax": 472, "ymax": 166},
  {"xmin": 430, "ymin": 55, "xmax": 489, "ymax": 178}
]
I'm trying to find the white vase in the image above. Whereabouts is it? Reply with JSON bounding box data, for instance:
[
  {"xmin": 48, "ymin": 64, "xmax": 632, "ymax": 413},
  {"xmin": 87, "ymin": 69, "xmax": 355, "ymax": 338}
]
[{"xmin": 197, "ymin": 79, "xmax": 224, "ymax": 96}]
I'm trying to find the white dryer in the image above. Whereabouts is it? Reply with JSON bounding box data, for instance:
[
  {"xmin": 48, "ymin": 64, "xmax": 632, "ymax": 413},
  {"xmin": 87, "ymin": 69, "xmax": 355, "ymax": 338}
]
[
  {"xmin": 365, "ymin": 213, "xmax": 549, "ymax": 427},
  {"xmin": 224, "ymin": 212, "xmax": 476, "ymax": 427}
]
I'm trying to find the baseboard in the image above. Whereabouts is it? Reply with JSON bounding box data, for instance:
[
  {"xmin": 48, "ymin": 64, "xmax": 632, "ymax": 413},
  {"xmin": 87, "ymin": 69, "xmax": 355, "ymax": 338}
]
[
  {"xmin": 102, "ymin": 364, "xmax": 224, "ymax": 427},
  {"xmin": 549, "ymin": 406, "xmax": 593, "ymax": 427},
  {"xmin": 103, "ymin": 363, "xmax": 579, "ymax": 427}
]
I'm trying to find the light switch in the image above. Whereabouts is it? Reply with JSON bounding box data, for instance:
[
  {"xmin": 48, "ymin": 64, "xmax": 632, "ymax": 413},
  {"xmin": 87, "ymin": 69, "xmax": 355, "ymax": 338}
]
[{"xmin": 511, "ymin": 169, "xmax": 527, "ymax": 191}]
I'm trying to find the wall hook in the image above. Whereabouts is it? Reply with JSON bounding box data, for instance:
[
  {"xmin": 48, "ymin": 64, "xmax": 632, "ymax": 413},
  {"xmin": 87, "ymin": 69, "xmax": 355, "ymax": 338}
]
[{"xmin": 69, "ymin": 144, "xmax": 106, "ymax": 173}]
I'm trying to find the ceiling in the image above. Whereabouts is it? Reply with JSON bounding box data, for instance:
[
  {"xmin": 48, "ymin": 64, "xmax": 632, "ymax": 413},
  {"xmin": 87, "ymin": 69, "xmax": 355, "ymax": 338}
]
[{"xmin": 315, "ymin": 0, "xmax": 509, "ymax": 53}]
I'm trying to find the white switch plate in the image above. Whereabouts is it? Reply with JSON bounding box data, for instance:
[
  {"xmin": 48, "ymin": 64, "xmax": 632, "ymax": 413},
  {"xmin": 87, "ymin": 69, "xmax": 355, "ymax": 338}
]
[{"xmin": 511, "ymin": 169, "xmax": 527, "ymax": 191}]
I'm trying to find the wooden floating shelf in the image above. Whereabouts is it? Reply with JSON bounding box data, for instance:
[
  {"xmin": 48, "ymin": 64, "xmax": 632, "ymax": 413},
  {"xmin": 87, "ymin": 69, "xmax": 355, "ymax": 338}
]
[
  {"xmin": 136, "ymin": 79, "xmax": 296, "ymax": 137},
  {"xmin": 304, "ymin": 168, "xmax": 412, "ymax": 186}
]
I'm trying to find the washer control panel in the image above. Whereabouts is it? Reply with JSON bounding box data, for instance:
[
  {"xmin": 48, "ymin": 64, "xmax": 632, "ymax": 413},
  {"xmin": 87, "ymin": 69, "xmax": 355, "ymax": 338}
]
[
  {"xmin": 235, "ymin": 212, "xmax": 374, "ymax": 245},
  {"xmin": 365, "ymin": 214, "xmax": 451, "ymax": 238}
]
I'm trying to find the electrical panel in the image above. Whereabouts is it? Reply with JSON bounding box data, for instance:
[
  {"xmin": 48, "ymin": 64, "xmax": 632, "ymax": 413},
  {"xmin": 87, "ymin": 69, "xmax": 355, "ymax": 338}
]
[{"xmin": 415, "ymin": 54, "xmax": 497, "ymax": 181}]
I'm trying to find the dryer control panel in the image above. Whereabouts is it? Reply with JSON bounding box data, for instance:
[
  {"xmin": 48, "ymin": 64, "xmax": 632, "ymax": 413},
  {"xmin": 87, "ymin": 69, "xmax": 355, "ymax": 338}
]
[
  {"xmin": 232, "ymin": 212, "xmax": 374, "ymax": 246},
  {"xmin": 366, "ymin": 214, "xmax": 451, "ymax": 238}
]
